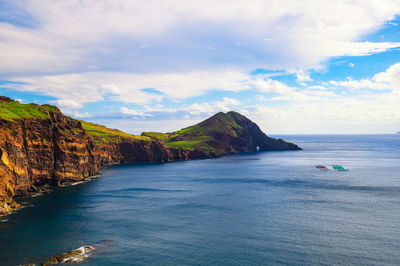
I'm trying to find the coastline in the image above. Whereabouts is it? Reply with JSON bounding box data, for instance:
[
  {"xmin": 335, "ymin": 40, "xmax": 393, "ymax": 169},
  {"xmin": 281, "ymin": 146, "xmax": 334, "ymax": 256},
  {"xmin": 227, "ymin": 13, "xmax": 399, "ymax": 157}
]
[{"xmin": 0, "ymin": 100, "xmax": 300, "ymax": 217}]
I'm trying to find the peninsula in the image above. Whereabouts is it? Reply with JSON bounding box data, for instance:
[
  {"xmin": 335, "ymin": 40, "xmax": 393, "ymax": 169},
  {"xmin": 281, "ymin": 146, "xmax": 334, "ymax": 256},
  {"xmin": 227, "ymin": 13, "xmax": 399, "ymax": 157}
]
[{"xmin": 0, "ymin": 96, "xmax": 300, "ymax": 216}]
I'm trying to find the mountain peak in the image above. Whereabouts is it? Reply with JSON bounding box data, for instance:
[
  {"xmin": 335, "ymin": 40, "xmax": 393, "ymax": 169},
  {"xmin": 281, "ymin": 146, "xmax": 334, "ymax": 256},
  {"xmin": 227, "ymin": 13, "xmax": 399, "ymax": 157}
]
[{"xmin": 210, "ymin": 111, "xmax": 243, "ymax": 119}]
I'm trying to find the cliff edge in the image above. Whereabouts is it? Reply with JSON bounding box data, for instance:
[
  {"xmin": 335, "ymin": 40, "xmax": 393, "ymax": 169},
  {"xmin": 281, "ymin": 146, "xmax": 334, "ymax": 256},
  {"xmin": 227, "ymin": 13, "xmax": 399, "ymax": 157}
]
[{"xmin": 0, "ymin": 97, "xmax": 300, "ymax": 216}]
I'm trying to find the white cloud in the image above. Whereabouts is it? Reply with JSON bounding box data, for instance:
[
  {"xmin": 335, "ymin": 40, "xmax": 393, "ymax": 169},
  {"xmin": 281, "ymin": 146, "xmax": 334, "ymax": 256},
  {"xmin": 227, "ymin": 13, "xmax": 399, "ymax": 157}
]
[
  {"xmin": 252, "ymin": 78, "xmax": 295, "ymax": 94},
  {"xmin": 248, "ymin": 63, "xmax": 400, "ymax": 133},
  {"xmin": 1, "ymin": 69, "xmax": 309, "ymax": 110},
  {"xmin": 67, "ymin": 111, "xmax": 92, "ymax": 118},
  {"xmin": 1, "ymin": 0, "xmax": 400, "ymax": 75},
  {"xmin": 269, "ymin": 89, "xmax": 338, "ymax": 102},
  {"xmin": 318, "ymin": 41, "xmax": 400, "ymax": 57},
  {"xmin": 183, "ymin": 97, "xmax": 242, "ymax": 116},
  {"xmin": 330, "ymin": 62, "xmax": 400, "ymax": 90},
  {"xmin": 220, "ymin": 97, "xmax": 240, "ymax": 106},
  {"xmin": 53, "ymin": 99, "xmax": 83, "ymax": 109},
  {"xmin": 6, "ymin": 70, "xmax": 251, "ymax": 105},
  {"xmin": 308, "ymin": 85, "xmax": 328, "ymax": 91},
  {"xmin": 251, "ymin": 78, "xmax": 337, "ymax": 102},
  {"xmin": 373, "ymin": 63, "xmax": 400, "ymax": 87},
  {"xmin": 131, "ymin": 96, "xmax": 242, "ymax": 117},
  {"xmin": 250, "ymin": 90, "xmax": 400, "ymax": 134},
  {"xmin": 120, "ymin": 107, "xmax": 151, "ymax": 117},
  {"xmin": 288, "ymin": 69, "xmax": 313, "ymax": 84},
  {"xmin": 348, "ymin": 62, "xmax": 355, "ymax": 67}
]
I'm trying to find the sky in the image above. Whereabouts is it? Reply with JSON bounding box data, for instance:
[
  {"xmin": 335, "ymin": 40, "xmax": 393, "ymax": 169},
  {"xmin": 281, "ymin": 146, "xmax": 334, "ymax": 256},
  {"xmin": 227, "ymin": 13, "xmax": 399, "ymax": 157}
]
[{"xmin": 1, "ymin": 0, "xmax": 400, "ymax": 134}]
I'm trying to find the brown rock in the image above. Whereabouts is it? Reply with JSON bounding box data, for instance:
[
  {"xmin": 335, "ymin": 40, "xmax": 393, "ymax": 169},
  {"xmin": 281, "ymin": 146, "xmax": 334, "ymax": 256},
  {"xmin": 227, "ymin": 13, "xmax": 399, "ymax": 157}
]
[
  {"xmin": 0, "ymin": 106, "xmax": 216, "ymax": 216},
  {"xmin": 41, "ymin": 246, "xmax": 94, "ymax": 265}
]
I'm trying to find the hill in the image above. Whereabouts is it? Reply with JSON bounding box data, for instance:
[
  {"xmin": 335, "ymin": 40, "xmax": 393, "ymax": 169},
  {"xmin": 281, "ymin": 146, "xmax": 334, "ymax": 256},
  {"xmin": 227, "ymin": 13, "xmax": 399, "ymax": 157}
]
[{"xmin": 142, "ymin": 111, "xmax": 301, "ymax": 154}]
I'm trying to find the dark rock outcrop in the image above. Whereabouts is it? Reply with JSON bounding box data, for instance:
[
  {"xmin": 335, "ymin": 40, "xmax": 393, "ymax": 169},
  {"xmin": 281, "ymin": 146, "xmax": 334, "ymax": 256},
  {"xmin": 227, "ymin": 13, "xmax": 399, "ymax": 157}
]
[{"xmin": 41, "ymin": 246, "xmax": 94, "ymax": 265}]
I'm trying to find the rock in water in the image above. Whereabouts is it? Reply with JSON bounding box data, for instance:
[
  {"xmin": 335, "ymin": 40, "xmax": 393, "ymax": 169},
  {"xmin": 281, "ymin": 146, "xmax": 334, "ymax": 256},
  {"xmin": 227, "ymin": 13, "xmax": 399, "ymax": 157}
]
[{"xmin": 41, "ymin": 246, "xmax": 94, "ymax": 265}]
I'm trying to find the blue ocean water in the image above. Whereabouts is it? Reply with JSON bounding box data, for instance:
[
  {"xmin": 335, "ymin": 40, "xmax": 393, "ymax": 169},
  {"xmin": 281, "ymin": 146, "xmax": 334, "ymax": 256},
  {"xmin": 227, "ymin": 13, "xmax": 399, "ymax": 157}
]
[{"xmin": 1, "ymin": 135, "xmax": 400, "ymax": 265}]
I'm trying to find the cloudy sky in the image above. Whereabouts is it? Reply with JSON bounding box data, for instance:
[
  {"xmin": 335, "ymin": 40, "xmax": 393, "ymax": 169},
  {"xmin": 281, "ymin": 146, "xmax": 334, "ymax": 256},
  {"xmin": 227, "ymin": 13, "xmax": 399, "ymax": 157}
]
[{"xmin": 1, "ymin": 0, "xmax": 400, "ymax": 134}]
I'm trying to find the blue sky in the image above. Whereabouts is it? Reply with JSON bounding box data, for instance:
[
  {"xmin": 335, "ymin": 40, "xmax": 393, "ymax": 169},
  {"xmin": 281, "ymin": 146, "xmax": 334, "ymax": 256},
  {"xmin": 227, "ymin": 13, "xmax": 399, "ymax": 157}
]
[{"xmin": 1, "ymin": 0, "xmax": 400, "ymax": 134}]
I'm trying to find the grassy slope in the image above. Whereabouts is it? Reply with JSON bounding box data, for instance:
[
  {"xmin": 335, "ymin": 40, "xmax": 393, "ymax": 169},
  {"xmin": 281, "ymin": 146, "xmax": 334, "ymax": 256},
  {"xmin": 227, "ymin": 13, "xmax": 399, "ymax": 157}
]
[
  {"xmin": 144, "ymin": 131, "xmax": 215, "ymax": 151},
  {"xmin": 0, "ymin": 98, "xmax": 149, "ymax": 144},
  {"xmin": 177, "ymin": 111, "xmax": 247, "ymax": 137},
  {"xmin": 143, "ymin": 112, "xmax": 246, "ymax": 151},
  {"xmin": 0, "ymin": 100, "xmax": 59, "ymax": 121},
  {"xmin": 80, "ymin": 121, "xmax": 150, "ymax": 144}
]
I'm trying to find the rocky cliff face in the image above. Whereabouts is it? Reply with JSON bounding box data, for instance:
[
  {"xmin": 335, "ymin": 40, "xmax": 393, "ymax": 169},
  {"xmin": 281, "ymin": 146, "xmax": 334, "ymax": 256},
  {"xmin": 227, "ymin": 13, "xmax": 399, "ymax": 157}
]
[
  {"xmin": 0, "ymin": 107, "xmax": 100, "ymax": 216},
  {"xmin": 0, "ymin": 99, "xmax": 217, "ymax": 216},
  {"xmin": 0, "ymin": 98, "xmax": 300, "ymax": 217}
]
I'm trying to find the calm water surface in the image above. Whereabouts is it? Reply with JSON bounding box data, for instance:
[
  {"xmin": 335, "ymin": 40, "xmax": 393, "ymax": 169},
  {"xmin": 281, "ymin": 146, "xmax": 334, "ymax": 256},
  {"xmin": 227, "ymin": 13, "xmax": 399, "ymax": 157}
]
[{"xmin": 1, "ymin": 135, "xmax": 400, "ymax": 265}]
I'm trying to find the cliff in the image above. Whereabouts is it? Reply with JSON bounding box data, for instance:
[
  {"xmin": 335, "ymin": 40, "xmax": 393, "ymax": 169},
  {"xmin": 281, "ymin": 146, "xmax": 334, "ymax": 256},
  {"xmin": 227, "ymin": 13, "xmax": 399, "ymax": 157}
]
[
  {"xmin": 0, "ymin": 97, "xmax": 215, "ymax": 216},
  {"xmin": 0, "ymin": 97, "xmax": 299, "ymax": 216},
  {"xmin": 0, "ymin": 98, "xmax": 89, "ymax": 215}
]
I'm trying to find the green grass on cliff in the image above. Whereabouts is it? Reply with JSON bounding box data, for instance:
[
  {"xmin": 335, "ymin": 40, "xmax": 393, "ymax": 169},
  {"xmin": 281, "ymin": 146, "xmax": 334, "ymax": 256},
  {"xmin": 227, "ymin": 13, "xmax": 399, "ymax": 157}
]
[
  {"xmin": 142, "ymin": 111, "xmax": 246, "ymax": 151},
  {"xmin": 143, "ymin": 132, "xmax": 171, "ymax": 141},
  {"xmin": 0, "ymin": 97, "xmax": 150, "ymax": 144},
  {"xmin": 173, "ymin": 111, "xmax": 246, "ymax": 138},
  {"xmin": 161, "ymin": 136, "xmax": 212, "ymax": 150},
  {"xmin": 0, "ymin": 99, "xmax": 59, "ymax": 121},
  {"xmin": 81, "ymin": 121, "xmax": 150, "ymax": 144}
]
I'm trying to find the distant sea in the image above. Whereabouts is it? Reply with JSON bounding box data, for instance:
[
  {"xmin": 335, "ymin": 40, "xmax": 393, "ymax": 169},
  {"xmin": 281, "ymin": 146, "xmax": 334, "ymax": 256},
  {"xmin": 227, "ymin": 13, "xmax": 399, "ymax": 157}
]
[{"xmin": 1, "ymin": 135, "xmax": 400, "ymax": 265}]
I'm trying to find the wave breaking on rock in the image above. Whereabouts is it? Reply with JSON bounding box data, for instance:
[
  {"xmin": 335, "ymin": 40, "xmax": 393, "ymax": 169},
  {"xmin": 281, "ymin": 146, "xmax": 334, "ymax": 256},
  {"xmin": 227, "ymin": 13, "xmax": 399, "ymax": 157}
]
[{"xmin": 40, "ymin": 246, "xmax": 94, "ymax": 265}]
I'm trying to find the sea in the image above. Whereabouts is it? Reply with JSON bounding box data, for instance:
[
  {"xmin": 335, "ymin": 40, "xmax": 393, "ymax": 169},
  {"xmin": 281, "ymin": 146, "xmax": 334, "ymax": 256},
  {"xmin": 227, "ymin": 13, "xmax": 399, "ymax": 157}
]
[{"xmin": 1, "ymin": 135, "xmax": 400, "ymax": 265}]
